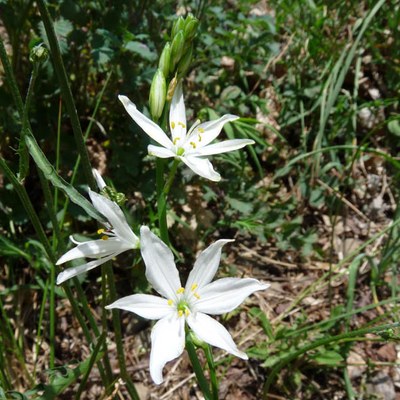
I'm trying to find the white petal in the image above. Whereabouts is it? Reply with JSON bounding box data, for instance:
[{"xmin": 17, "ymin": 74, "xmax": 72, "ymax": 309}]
[
  {"xmin": 169, "ymin": 82, "xmax": 187, "ymax": 142},
  {"xmin": 150, "ymin": 315, "xmax": 185, "ymax": 384},
  {"xmin": 196, "ymin": 278, "xmax": 270, "ymax": 314},
  {"xmin": 192, "ymin": 139, "xmax": 255, "ymax": 156},
  {"xmin": 92, "ymin": 169, "xmax": 107, "ymax": 190},
  {"xmin": 140, "ymin": 226, "xmax": 181, "ymax": 300},
  {"xmin": 180, "ymin": 155, "xmax": 221, "ymax": 182},
  {"xmin": 88, "ymin": 190, "xmax": 139, "ymax": 246},
  {"xmin": 194, "ymin": 114, "xmax": 239, "ymax": 147},
  {"xmin": 148, "ymin": 144, "xmax": 176, "ymax": 159},
  {"xmin": 119, "ymin": 95, "xmax": 173, "ymax": 149},
  {"xmin": 56, "ymin": 253, "xmax": 116, "ymax": 284},
  {"xmin": 106, "ymin": 294, "xmax": 172, "ymax": 320},
  {"xmin": 186, "ymin": 239, "xmax": 233, "ymax": 290},
  {"xmin": 56, "ymin": 237, "xmax": 125, "ymax": 264},
  {"xmin": 187, "ymin": 312, "xmax": 247, "ymax": 359}
]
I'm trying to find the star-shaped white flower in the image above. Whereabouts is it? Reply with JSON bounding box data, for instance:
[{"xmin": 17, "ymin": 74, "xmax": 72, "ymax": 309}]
[
  {"xmin": 56, "ymin": 171, "xmax": 140, "ymax": 284},
  {"xmin": 118, "ymin": 83, "xmax": 255, "ymax": 181},
  {"xmin": 106, "ymin": 226, "xmax": 269, "ymax": 384}
]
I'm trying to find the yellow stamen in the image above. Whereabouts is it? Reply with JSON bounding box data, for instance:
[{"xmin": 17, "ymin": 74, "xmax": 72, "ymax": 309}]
[
  {"xmin": 173, "ymin": 137, "xmax": 181, "ymax": 145},
  {"xmin": 178, "ymin": 122, "xmax": 186, "ymax": 128},
  {"xmin": 178, "ymin": 310, "xmax": 184, "ymax": 317},
  {"xmin": 97, "ymin": 228, "xmax": 105, "ymax": 234},
  {"xmin": 101, "ymin": 235, "xmax": 109, "ymax": 241},
  {"xmin": 176, "ymin": 287, "xmax": 185, "ymax": 294},
  {"xmin": 185, "ymin": 309, "xmax": 190, "ymax": 317},
  {"xmin": 198, "ymin": 128, "xmax": 204, "ymax": 133},
  {"xmin": 190, "ymin": 141, "xmax": 196, "ymax": 149},
  {"xmin": 171, "ymin": 121, "xmax": 176, "ymax": 129},
  {"xmin": 191, "ymin": 283, "xmax": 198, "ymax": 292},
  {"xmin": 198, "ymin": 134, "xmax": 202, "ymax": 142},
  {"xmin": 167, "ymin": 299, "xmax": 173, "ymax": 306},
  {"xmin": 194, "ymin": 292, "xmax": 201, "ymax": 300}
]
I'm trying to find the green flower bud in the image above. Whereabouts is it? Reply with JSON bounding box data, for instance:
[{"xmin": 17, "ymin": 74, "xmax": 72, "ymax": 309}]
[
  {"xmin": 100, "ymin": 186, "xmax": 127, "ymax": 206},
  {"xmin": 158, "ymin": 42, "xmax": 171, "ymax": 78},
  {"xmin": 171, "ymin": 16, "xmax": 185, "ymax": 39},
  {"xmin": 149, "ymin": 69, "xmax": 166, "ymax": 120},
  {"xmin": 170, "ymin": 30, "xmax": 185, "ymax": 70},
  {"xmin": 187, "ymin": 331, "xmax": 207, "ymax": 349},
  {"xmin": 177, "ymin": 45, "xmax": 193, "ymax": 77},
  {"xmin": 29, "ymin": 44, "xmax": 49, "ymax": 64},
  {"xmin": 183, "ymin": 14, "xmax": 199, "ymax": 40},
  {"xmin": 166, "ymin": 75, "xmax": 178, "ymax": 101}
]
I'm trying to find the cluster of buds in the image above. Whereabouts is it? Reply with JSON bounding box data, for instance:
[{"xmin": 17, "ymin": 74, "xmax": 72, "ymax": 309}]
[{"xmin": 149, "ymin": 14, "xmax": 199, "ymax": 120}]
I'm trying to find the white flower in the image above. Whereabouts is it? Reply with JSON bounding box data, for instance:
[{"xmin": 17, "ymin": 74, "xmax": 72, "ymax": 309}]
[
  {"xmin": 56, "ymin": 171, "xmax": 140, "ymax": 285},
  {"xmin": 106, "ymin": 226, "xmax": 269, "ymax": 384},
  {"xmin": 118, "ymin": 83, "xmax": 255, "ymax": 181}
]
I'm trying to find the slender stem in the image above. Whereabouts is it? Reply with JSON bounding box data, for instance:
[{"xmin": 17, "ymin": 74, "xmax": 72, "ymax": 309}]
[
  {"xmin": 38, "ymin": 170, "xmax": 57, "ymax": 368},
  {"xmin": 185, "ymin": 335, "xmax": 212, "ymax": 400},
  {"xmin": 204, "ymin": 345, "xmax": 219, "ymax": 400},
  {"xmin": 36, "ymin": 0, "xmax": 96, "ymax": 190},
  {"xmin": 157, "ymin": 158, "xmax": 180, "ymax": 244}
]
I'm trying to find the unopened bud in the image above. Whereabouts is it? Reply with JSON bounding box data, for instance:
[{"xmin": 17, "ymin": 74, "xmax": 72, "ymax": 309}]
[
  {"xmin": 158, "ymin": 42, "xmax": 171, "ymax": 78},
  {"xmin": 166, "ymin": 75, "xmax": 178, "ymax": 101},
  {"xmin": 177, "ymin": 45, "xmax": 193, "ymax": 77},
  {"xmin": 170, "ymin": 30, "xmax": 185, "ymax": 70},
  {"xmin": 100, "ymin": 187, "xmax": 127, "ymax": 206},
  {"xmin": 29, "ymin": 44, "xmax": 49, "ymax": 64},
  {"xmin": 171, "ymin": 16, "xmax": 185, "ymax": 39},
  {"xmin": 187, "ymin": 331, "xmax": 207, "ymax": 349},
  {"xmin": 183, "ymin": 14, "xmax": 199, "ymax": 40},
  {"xmin": 149, "ymin": 69, "xmax": 166, "ymax": 120}
]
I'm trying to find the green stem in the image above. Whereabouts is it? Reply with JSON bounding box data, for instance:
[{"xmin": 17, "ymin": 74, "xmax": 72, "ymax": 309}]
[
  {"xmin": 204, "ymin": 345, "xmax": 219, "ymax": 400},
  {"xmin": 105, "ymin": 263, "xmax": 140, "ymax": 400},
  {"xmin": 36, "ymin": 0, "xmax": 96, "ymax": 190},
  {"xmin": 37, "ymin": 170, "xmax": 57, "ymax": 369},
  {"xmin": 185, "ymin": 334, "xmax": 212, "ymax": 400},
  {"xmin": 157, "ymin": 158, "xmax": 180, "ymax": 244},
  {"xmin": 262, "ymin": 321, "xmax": 400, "ymax": 397}
]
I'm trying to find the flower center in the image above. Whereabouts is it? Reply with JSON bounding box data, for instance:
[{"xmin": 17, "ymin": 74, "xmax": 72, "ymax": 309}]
[
  {"xmin": 176, "ymin": 147, "xmax": 185, "ymax": 156},
  {"xmin": 167, "ymin": 284, "xmax": 201, "ymax": 317}
]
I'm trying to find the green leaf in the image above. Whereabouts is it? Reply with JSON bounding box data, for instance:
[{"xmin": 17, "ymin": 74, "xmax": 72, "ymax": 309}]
[
  {"xmin": 311, "ymin": 350, "xmax": 344, "ymax": 366},
  {"xmin": 39, "ymin": 18, "xmax": 73, "ymax": 54},
  {"xmin": 124, "ymin": 41, "xmax": 156, "ymax": 61},
  {"xmin": 388, "ymin": 119, "xmax": 400, "ymax": 136}
]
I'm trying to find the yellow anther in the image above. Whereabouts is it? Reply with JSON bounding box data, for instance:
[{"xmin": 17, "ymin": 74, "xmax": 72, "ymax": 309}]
[
  {"xmin": 198, "ymin": 134, "xmax": 202, "ymax": 142},
  {"xmin": 194, "ymin": 292, "xmax": 201, "ymax": 300},
  {"xmin": 191, "ymin": 283, "xmax": 198, "ymax": 292},
  {"xmin": 190, "ymin": 141, "xmax": 197, "ymax": 149},
  {"xmin": 178, "ymin": 122, "xmax": 186, "ymax": 128},
  {"xmin": 171, "ymin": 121, "xmax": 176, "ymax": 129},
  {"xmin": 178, "ymin": 310, "xmax": 184, "ymax": 317},
  {"xmin": 176, "ymin": 287, "xmax": 185, "ymax": 294},
  {"xmin": 198, "ymin": 127, "xmax": 204, "ymax": 133},
  {"xmin": 185, "ymin": 309, "xmax": 190, "ymax": 317},
  {"xmin": 167, "ymin": 299, "xmax": 174, "ymax": 306},
  {"xmin": 101, "ymin": 235, "xmax": 109, "ymax": 241},
  {"xmin": 173, "ymin": 137, "xmax": 181, "ymax": 145},
  {"xmin": 97, "ymin": 228, "xmax": 105, "ymax": 234}
]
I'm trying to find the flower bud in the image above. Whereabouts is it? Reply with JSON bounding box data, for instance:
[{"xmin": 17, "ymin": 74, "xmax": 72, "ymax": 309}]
[
  {"xmin": 158, "ymin": 42, "xmax": 171, "ymax": 78},
  {"xmin": 177, "ymin": 45, "xmax": 193, "ymax": 77},
  {"xmin": 100, "ymin": 187, "xmax": 127, "ymax": 206},
  {"xmin": 187, "ymin": 331, "xmax": 207, "ymax": 349},
  {"xmin": 183, "ymin": 14, "xmax": 199, "ymax": 40},
  {"xmin": 149, "ymin": 69, "xmax": 166, "ymax": 120},
  {"xmin": 166, "ymin": 75, "xmax": 178, "ymax": 101},
  {"xmin": 171, "ymin": 16, "xmax": 185, "ymax": 39},
  {"xmin": 170, "ymin": 30, "xmax": 185, "ymax": 70},
  {"xmin": 29, "ymin": 44, "xmax": 49, "ymax": 64}
]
